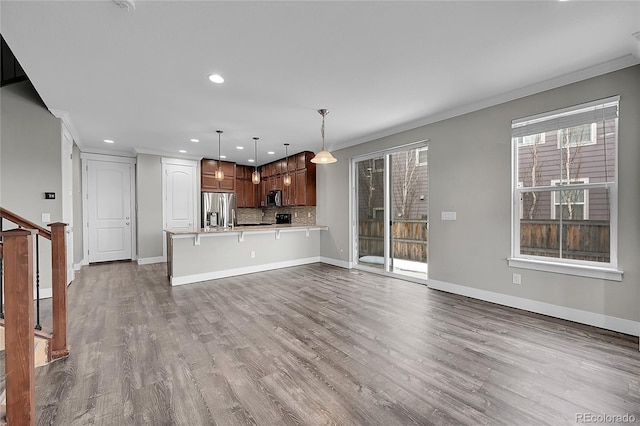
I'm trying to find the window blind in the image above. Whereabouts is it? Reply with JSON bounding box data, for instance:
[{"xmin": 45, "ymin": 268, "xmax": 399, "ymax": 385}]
[{"xmin": 512, "ymin": 97, "xmax": 619, "ymax": 138}]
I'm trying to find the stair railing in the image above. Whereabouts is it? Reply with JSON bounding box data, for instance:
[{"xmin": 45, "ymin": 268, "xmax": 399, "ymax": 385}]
[{"xmin": 0, "ymin": 207, "xmax": 69, "ymax": 358}]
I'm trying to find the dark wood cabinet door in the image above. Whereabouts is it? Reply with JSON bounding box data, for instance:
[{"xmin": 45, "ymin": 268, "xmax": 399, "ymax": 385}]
[
  {"xmin": 296, "ymin": 152, "xmax": 307, "ymax": 170},
  {"xmin": 294, "ymin": 170, "xmax": 306, "ymax": 206},
  {"xmin": 283, "ymin": 178, "xmax": 293, "ymax": 206},
  {"xmin": 201, "ymin": 159, "xmax": 218, "ymax": 174},
  {"xmin": 244, "ymin": 179, "xmax": 258, "ymax": 208},
  {"xmin": 201, "ymin": 159, "xmax": 236, "ymax": 192}
]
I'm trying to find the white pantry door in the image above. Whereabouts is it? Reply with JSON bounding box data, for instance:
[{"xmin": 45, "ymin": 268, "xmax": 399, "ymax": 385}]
[
  {"xmin": 87, "ymin": 160, "xmax": 133, "ymax": 262},
  {"xmin": 163, "ymin": 160, "xmax": 197, "ymax": 230}
]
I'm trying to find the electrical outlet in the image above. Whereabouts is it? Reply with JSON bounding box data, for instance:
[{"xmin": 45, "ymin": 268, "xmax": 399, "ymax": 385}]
[
  {"xmin": 512, "ymin": 273, "xmax": 521, "ymax": 285},
  {"xmin": 250, "ymin": 251, "xmax": 256, "ymax": 259},
  {"xmin": 308, "ymin": 212, "xmax": 311, "ymax": 218},
  {"xmin": 295, "ymin": 212, "xmax": 298, "ymax": 217}
]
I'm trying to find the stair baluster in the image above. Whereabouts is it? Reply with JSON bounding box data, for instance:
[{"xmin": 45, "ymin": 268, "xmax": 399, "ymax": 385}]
[{"xmin": 35, "ymin": 234, "xmax": 41, "ymax": 330}]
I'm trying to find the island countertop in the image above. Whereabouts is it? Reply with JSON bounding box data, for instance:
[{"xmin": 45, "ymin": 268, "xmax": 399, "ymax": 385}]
[
  {"xmin": 165, "ymin": 224, "xmax": 329, "ymax": 286},
  {"xmin": 165, "ymin": 223, "xmax": 328, "ymax": 236}
]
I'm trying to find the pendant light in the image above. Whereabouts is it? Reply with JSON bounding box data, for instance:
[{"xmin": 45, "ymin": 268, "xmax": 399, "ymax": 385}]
[
  {"xmin": 252, "ymin": 137, "xmax": 261, "ymax": 184},
  {"xmin": 310, "ymin": 109, "xmax": 337, "ymax": 164},
  {"xmin": 215, "ymin": 130, "xmax": 224, "ymax": 181},
  {"xmin": 283, "ymin": 143, "xmax": 291, "ymax": 186}
]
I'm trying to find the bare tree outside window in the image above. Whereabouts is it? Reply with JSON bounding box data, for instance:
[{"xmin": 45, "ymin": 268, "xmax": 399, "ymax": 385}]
[
  {"xmin": 521, "ymin": 134, "xmax": 543, "ymax": 219},
  {"xmin": 558, "ymin": 125, "xmax": 588, "ymax": 219},
  {"xmin": 391, "ymin": 150, "xmax": 425, "ymax": 219}
]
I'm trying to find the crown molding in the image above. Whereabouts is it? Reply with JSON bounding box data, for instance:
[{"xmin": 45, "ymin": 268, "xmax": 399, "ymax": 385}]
[
  {"xmin": 49, "ymin": 108, "xmax": 84, "ymax": 149},
  {"xmin": 333, "ymin": 55, "xmax": 640, "ymax": 152}
]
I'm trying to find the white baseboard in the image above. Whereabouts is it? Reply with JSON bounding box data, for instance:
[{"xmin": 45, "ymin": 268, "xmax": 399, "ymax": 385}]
[
  {"xmin": 320, "ymin": 256, "xmax": 353, "ymax": 269},
  {"xmin": 35, "ymin": 288, "xmax": 52, "ymax": 300},
  {"xmin": 427, "ymin": 279, "xmax": 640, "ymax": 337},
  {"xmin": 137, "ymin": 256, "xmax": 166, "ymax": 265},
  {"xmin": 171, "ymin": 256, "xmax": 322, "ymax": 286}
]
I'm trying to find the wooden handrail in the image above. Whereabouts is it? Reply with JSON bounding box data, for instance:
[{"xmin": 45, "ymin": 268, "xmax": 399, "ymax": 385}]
[{"xmin": 0, "ymin": 207, "xmax": 51, "ymax": 240}]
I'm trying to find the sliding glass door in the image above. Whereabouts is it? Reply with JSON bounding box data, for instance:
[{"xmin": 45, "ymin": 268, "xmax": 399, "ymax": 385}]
[
  {"xmin": 389, "ymin": 147, "xmax": 428, "ymax": 279},
  {"xmin": 354, "ymin": 143, "xmax": 428, "ymax": 281},
  {"xmin": 355, "ymin": 155, "xmax": 386, "ymax": 271}
]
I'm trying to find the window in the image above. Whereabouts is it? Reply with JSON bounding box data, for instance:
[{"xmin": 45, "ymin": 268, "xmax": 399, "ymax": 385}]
[
  {"xmin": 510, "ymin": 97, "xmax": 620, "ymax": 280},
  {"xmin": 551, "ymin": 178, "xmax": 588, "ymax": 220},
  {"xmin": 515, "ymin": 133, "xmax": 546, "ymax": 147},
  {"xmin": 557, "ymin": 123, "xmax": 597, "ymax": 148},
  {"xmin": 416, "ymin": 147, "xmax": 428, "ymax": 165}
]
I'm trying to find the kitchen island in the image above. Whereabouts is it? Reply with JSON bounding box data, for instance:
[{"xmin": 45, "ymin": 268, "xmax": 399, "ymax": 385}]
[{"xmin": 165, "ymin": 224, "xmax": 328, "ymax": 286}]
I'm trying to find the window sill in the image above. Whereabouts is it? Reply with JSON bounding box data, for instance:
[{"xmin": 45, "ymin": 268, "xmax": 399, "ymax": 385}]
[{"xmin": 507, "ymin": 258, "xmax": 623, "ymax": 282}]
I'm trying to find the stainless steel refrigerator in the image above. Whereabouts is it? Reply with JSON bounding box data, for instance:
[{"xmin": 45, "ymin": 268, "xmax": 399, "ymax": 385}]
[{"xmin": 202, "ymin": 192, "xmax": 237, "ymax": 228}]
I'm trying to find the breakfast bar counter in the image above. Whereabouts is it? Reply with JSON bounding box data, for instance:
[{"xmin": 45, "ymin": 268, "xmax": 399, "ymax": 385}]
[{"xmin": 165, "ymin": 224, "xmax": 328, "ymax": 286}]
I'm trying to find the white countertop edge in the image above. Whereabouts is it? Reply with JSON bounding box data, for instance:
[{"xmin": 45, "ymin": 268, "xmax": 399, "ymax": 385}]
[{"xmin": 166, "ymin": 225, "xmax": 328, "ymax": 238}]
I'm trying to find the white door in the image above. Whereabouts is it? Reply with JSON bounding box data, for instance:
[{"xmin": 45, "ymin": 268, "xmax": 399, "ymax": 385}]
[
  {"xmin": 61, "ymin": 128, "xmax": 74, "ymax": 283},
  {"xmin": 87, "ymin": 160, "xmax": 133, "ymax": 262},
  {"xmin": 163, "ymin": 161, "xmax": 197, "ymax": 230}
]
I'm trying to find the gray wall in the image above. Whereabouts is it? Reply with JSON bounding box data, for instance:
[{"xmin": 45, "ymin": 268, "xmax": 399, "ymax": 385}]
[
  {"xmin": 136, "ymin": 153, "xmax": 164, "ymax": 259},
  {"xmin": 318, "ymin": 65, "xmax": 640, "ymax": 323},
  {"xmin": 1, "ymin": 80, "xmax": 63, "ymax": 291}
]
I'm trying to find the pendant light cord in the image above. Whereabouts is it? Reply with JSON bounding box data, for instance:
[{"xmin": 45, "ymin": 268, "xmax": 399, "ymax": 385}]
[{"xmin": 319, "ymin": 109, "xmax": 329, "ymax": 150}]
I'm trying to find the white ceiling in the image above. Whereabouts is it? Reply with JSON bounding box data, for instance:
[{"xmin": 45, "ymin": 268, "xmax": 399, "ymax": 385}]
[{"xmin": 1, "ymin": 1, "xmax": 639, "ymax": 166}]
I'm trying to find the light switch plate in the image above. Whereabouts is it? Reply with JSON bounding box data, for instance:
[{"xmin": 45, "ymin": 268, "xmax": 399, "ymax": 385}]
[
  {"xmin": 441, "ymin": 211, "xmax": 456, "ymax": 221},
  {"xmin": 42, "ymin": 213, "xmax": 51, "ymax": 223}
]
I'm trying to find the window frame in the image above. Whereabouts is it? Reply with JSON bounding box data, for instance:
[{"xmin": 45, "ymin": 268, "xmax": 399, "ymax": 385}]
[
  {"xmin": 516, "ymin": 132, "xmax": 546, "ymax": 147},
  {"xmin": 509, "ymin": 96, "xmax": 621, "ymax": 281},
  {"xmin": 550, "ymin": 178, "xmax": 589, "ymax": 220},
  {"xmin": 556, "ymin": 122, "xmax": 597, "ymax": 149},
  {"xmin": 416, "ymin": 147, "xmax": 429, "ymax": 166}
]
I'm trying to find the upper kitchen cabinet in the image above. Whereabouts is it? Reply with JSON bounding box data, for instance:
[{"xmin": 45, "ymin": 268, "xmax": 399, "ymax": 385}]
[
  {"xmin": 201, "ymin": 159, "xmax": 235, "ymax": 192},
  {"xmin": 295, "ymin": 152, "xmax": 312, "ymax": 170},
  {"xmin": 258, "ymin": 151, "xmax": 316, "ymax": 207},
  {"xmin": 236, "ymin": 165, "xmax": 258, "ymax": 208}
]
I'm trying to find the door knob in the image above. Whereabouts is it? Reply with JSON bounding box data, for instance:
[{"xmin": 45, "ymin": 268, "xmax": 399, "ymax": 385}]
[{"xmin": 126, "ymin": 222, "xmax": 130, "ymax": 225}]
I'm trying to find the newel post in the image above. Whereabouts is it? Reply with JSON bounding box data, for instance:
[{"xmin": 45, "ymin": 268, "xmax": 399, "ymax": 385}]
[
  {"xmin": 48, "ymin": 222, "xmax": 69, "ymax": 359},
  {"xmin": 2, "ymin": 228, "xmax": 37, "ymax": 425}
]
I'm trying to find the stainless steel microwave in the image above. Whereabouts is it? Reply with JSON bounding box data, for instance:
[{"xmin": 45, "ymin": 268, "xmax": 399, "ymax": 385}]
[{"xmin": 267, "ymin": 190, "xmax": 282, "ymax": 207}]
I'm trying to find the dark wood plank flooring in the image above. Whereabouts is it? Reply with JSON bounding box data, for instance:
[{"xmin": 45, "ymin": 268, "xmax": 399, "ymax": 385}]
[{"xmin": 33, "ymin": 262, "xmax": 639, "ymax": 425}]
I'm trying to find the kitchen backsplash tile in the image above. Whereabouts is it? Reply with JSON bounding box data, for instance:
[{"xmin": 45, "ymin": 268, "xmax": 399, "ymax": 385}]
[{"xmin": 237, "ymin": 207, "xmax": 316, "ymax": 225}]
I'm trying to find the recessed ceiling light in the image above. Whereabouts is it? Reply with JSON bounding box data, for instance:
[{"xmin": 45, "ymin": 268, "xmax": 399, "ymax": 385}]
[
  {"xmin": 248, "ymin": 159, "xmax": 255, "ymax": 163},
  {"xmin": 220, "ymin": 155, "xmax": 227, "ymax": 159},
  {"xmin": 208, "ymin": 74, "xmax": 224, "ymax": 84},
  {"xmin": 104, "ymin": 139, "xmax": 114, "ymax": 143},
  {"xmin": 190, "ymin": 138, "xmax": 199, "ymax": 143},
  {"xmin": 179, "ymin": 150, "xmax": 187, "ymax": 153},
  {"xmin": 267, "ymin": 151, "xmax": 275, "ymax": 155},
  {"xmin": 236, "ymin": 146, "xmax": 244, "ymax": 150}
]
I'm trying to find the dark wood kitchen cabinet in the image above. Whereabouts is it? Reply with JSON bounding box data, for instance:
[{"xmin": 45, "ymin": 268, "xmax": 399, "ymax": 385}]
[
  {"xmin": 292, "ymin": 167, "xmax": 316, "ymax": 206},
  {"xmin": 236, "ymin": 165, "xmax": 258, "ymax": 208},
  {"xmin": 201, "ymin": 159, "xmax": 235, "ymax": 192},
  {"xmin": 253, "ymin": 150, "xmax": 317, "ymax": 207}
]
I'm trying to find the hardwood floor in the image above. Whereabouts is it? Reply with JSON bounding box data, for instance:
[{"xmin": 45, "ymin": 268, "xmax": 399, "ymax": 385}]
[{"xmin": 33, "ymin": 262, "xmax": 639, "ymax": 425}]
